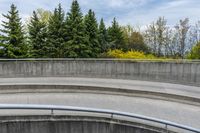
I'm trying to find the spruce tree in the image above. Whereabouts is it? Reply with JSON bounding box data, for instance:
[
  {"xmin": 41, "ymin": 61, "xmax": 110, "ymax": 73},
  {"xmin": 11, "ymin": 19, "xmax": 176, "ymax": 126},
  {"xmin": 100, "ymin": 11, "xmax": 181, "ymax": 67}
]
[
  {"xmin": 64, "ymin": 0, "xmax": 90, "ymax": 58},
  {"xmin": 28, "ymin": 11, "xmax": 47, "ymax": 57},
  {"xmin": 98, "ymin": 18, "xmax": 108, "ymax": 53},
  {"xmin": 108, "ymin": 18, "xmax": 125, "ymax": 50},
  {"xmin": 47, "ymin": 3, "xmax": 65, "ymax": 58},
  {"xmin": 84, "ymin": 9, "xmax": 99, "ymax": 57},
  {"xmin": 0, "ymin": 4, "xmax": 28, "ymax": 58}
]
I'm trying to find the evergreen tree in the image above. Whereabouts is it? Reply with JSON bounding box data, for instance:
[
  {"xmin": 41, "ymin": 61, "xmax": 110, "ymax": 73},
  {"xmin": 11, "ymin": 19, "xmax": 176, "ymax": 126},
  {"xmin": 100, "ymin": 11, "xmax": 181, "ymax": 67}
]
[
  {"xmin": 84, "ymin": 9, "xmax": 99, "ymax": 57},
  {"xmin": 36, "ymin": 8, "xmax": 52, "ymax": 24},
  {"xmin": 98, "ymin": 18, "xmax": 108, "ymax": 53},
  {"xmin": 46, "ymin": 3, "xmax": 65, "ymax": 58},
  {"xmin": 28, "ymin": 11, "xmax": 47, "ymax": 57},
  {"xmin": 64, "ymin": 0, "xmax": 90, "ymax": 58},
  {"xmin": 0, "ymin": 4, "xmax": 28, "ymax": 58},
  {"xmin": 108, "ymin": 18, "xmax": 125, "ymax": 50}
]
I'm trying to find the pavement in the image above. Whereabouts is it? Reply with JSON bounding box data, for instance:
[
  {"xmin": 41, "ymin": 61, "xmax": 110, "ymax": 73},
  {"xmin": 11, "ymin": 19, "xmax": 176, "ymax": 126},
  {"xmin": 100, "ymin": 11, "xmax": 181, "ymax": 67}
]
[
  {"xmin": 0, "ymin": 77, "xmax": 199, "ymax": 99},
  {"xmin": 0, "ymin": 77, "xmax": 199, "ymax": 129}
]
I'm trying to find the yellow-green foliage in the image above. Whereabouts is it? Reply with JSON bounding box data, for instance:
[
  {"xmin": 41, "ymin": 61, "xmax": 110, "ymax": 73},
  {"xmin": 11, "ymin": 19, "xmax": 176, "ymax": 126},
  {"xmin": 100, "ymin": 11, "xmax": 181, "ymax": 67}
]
[
  {"xmin": 107, "ymin": 49, "xmax": 156, "ymax": 59},
  {"xmin": 187, "ymin": 42, "xmax": 200, "ymax": 59}
]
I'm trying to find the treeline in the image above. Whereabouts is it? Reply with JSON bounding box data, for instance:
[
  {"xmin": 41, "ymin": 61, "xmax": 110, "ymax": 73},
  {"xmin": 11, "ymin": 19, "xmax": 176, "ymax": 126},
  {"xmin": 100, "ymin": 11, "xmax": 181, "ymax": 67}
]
[{"xmin": 0, "ymin": 0, "xmax": 200, "ymax": 59}]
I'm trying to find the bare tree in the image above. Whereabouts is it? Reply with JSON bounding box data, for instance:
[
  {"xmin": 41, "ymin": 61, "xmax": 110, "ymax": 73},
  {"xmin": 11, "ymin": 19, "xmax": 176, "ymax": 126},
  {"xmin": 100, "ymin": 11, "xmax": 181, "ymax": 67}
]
[
  {"xmin": 164, "ymin": 28, "xmax": 180, "ymax": 58},
  {"xmin": 144, "ymin": 22, "xmax": 157, "ymax": 54},
  {"xmin": 145, "ymin": 17, "xmax": 167, "ymax": 56},
  {"xmin": 188, "ymin": 21, "xmax": 200, "ymax": 51},
  {"xmin": 156, "ymin": 17, "xmax": 167, "ymax": 56},
  {"xmin": 175, "ymin": 18, "xmax": 190, "ymax": 58}
]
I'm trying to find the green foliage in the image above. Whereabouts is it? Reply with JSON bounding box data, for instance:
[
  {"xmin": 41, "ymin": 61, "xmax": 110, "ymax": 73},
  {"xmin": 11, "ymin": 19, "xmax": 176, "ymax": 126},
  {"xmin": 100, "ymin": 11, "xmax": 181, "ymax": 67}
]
[
  {"xmin": 84, "ymin": 9, "xmax": 99, "ymax": 57},
  {"xmin": 129, "ymin": 32, "xmax": 149, "ymax": 53},
  {"xmin": 108, "ymin": 18, "xmax": 126, "ymax": 50},
  {"xmin": 36, "ymin": 8, "xmax": 52, "ymax": 24},
  {"xmin": 64, "ymin": 0, "xmax": 90, "ymax": 58},
  {"xmin": 107, "ymin": 49, "xmax": 156, "ymax": 59},
  {"xmin": 1, "ymin": 2, "xmax": 197, "ymax": 60},
  {"xmin": 122, "ymin": 25, "xmax": 149, "ymax": 53},
  {"xmin": 28, "ymin": 11, "xmax": 47, "ymax": 57},
  {"xmin": 0, "ymin": 4, "xmax": 28, "ymax": 58},
  {"xmin": 187, "ymin": 42, "xmax": 200, "ymax": 59},
  {"xmin": 98, "ymin": 18, "xmax": 108, "ymax": 53},
  {"xmin": 46, "ymin": 3, "xmax": 65, "ymax": 58}
]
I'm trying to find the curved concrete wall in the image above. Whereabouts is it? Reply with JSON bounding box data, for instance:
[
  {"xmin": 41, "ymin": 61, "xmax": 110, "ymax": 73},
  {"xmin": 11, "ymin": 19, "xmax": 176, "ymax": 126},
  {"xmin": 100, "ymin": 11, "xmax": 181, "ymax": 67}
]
[
  {"xmin": 0, "ymin": 59, "xmax": 199, "ymax": 86},
  {"xmin": 0, "ymin": 116, "xmax": 166, "ymax": 133}
]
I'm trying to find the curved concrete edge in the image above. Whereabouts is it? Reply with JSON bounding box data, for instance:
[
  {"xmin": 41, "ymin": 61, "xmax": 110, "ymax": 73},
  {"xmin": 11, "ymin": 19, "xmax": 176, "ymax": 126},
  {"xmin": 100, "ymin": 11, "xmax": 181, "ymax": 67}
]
[
  {"xmin": 0, "ymin": 83, "xmax": 199, "ymax": 106},
  {"xmin": 0, "ymin": 115, "xmax": 173, "ymax": 133}
]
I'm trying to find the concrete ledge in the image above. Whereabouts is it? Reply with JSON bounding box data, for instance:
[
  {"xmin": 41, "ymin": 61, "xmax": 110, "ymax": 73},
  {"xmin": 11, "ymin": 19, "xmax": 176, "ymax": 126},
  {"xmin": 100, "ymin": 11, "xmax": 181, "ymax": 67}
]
[
  {"xmin": 0, "ymin": 77, "xmax": 199, "ymax": 106},
  {"xmin": 0, "ymin": 115, "xmax": 172, "ymax": 133}
]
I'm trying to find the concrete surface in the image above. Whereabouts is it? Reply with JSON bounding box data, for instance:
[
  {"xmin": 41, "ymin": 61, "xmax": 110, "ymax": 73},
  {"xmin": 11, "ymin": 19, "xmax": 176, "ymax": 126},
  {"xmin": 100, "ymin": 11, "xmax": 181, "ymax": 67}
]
[
  {"xmin": 0, "ymin": 77, "xmax": 199, "ymax": 104},
  {"xmin": 0, "ymin": 116, "xmax": 164, "ymax": 133},
  {"xmin": 0, "ymin": 59, "xmax": 199, "ymax": 86},
  {"xmin": 0, "ymin": 77, "xmax": 199, "ymax": 129}
]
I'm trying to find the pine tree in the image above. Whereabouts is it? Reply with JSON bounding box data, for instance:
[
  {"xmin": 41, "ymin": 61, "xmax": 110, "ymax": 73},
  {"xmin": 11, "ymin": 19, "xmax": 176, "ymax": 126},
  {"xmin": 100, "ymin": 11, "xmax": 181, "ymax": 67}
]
[
  {"xmin": 98, "ymin": 18, "xmax": 108, "ymax": 53},
  {"xmin": 64, "ymin": 0, "xmax": 90, "ymax": 58},
  {"xmin": 108, "ymin": 18, "xmax": 125, "ymax": 50},
  {"xmin": 28, "ymin": 11, "xmax": 47, "ymax": 57},
  {"xmin": 0, "ymin": 4, "xmax": 28, "ymax": 58},
  {"xmin": 84, "ymin": 9, "xmax": 99, "ymax": 57},
  {"xmin": 46, "ymin": 3, "xmax": 65, "ymax": 58}
]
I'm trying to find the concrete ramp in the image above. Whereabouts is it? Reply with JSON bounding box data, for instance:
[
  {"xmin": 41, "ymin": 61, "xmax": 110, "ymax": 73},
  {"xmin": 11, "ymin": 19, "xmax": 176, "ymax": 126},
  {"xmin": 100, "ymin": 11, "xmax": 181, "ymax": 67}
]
[{"xmin": 0, "ymin": 77, "xmax": 199, "ymax": 131}]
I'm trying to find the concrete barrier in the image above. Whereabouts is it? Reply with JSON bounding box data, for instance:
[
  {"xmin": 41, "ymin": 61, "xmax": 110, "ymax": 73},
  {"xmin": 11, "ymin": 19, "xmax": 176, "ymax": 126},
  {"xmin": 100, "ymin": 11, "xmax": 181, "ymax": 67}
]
[
  {"xmin": 0, "ymin": 59, "xmax": 199, "ymax": 86},
  {"xmin": 0, "ymin": 115, "xmax": 169, "ymax": 133}
]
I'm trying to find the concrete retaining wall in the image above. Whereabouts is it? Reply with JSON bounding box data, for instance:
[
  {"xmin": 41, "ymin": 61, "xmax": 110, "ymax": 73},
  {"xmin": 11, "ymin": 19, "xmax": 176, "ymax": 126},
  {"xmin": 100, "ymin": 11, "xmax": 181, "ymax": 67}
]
[
  {"xmin": 0, "ymin": 59, "xmax": 199, "ymax": 86},
  {"xmin": 0, "ymin": 116, "xmax": 165, "ymax": 133}
]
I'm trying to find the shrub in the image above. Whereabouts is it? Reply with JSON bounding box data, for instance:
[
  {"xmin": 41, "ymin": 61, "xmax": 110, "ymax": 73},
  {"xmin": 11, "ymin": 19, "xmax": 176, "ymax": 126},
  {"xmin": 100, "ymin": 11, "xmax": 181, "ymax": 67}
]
[
  {"xmin": 106, "ymin": 49, "xmax": 156, "ymax": 59},
  {"xmin": 187, "ymin": 42, "xmax": 200, "ymax": 59}
]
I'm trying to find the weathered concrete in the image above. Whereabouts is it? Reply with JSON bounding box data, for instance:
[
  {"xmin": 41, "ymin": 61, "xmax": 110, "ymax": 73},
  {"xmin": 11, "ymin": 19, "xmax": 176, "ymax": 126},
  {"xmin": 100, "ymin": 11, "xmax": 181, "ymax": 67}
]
[
  {"xmin": 0, "ymin": 78, "xmax": 199, "ymax": 129},
  {"xmin": 0, "ymin": 115, "xmax": 171, "ymax": 133},
  {"xmin": 0, "ymin": 59, "xmax": 199, "ymax": 86},
  {"xmin": 0, "ymin": 77, "xmax": 199, "ymax": 105}
]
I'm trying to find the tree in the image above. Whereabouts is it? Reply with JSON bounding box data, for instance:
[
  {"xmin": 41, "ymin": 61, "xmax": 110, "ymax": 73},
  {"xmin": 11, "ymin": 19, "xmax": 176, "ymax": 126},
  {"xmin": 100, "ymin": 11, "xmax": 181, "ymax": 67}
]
[
  {"xmin": 188, "ymin": 21, "xmax": 200, "ymax": 52},
  {"xmin": 187, "ymin": 42, "xmax": 200, "ymax": 59},
  {"xmin": 145, "ymin": 22, "xmax": 157, "ymax": 54},
  {"xmin": 98, "ymin": 18, "xmax": 108, "ymax": 53},
  {"xmin": 108, "ymin": 18, "xmax": 125, "ymax": 50},
  {"xmin": 0, "ymin": 4, "xmax": 28, "ymax": 58},
  {"xmin": 156, "ymin": 17, "xmax": 167, "ymax": 57},
  {"xmin": 36, "ymin": 8, "xmax": 52, "ymax": 24},
  {"xmin": 121, "ymin": 25, "xmax": 133, "ymax": 49},
  {"xmin": 28, "ymin": 11, "xmax": 47, "ymax": 57},
  {"xmin": 164, "ymin": 28, "xmax": 178, "ymax": 57},
  {"xmin": 64, "ymin": 0, "xmax": 90, "ymax": 58},
  {"xmin": 175, "ymin": 18, "xmax": 190, "ymax": 58},
  {"xmin": 129, "ymin": 32, "xmax": 149, "ymax": 53},
  {"xmin": 84, "ymin": 9, "xmax": 100, "ymax": 57},
  {"xmin": 145, "ymin": 17, "xmax": 168, "ymax": 57},
  {"xmin": 122, "ymin": 25, "xmax": 149, "ymax": 53},
  {"xmin": 46, "ymin": 3, "xmax": 65, "ymax": 58}
]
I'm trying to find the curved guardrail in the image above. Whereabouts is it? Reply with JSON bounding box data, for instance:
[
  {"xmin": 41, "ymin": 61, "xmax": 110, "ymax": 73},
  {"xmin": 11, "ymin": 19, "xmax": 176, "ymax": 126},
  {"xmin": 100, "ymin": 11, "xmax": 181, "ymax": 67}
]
[{"xmin": 0, "ymin": 104, "xmax": 199, "ymax": 133}]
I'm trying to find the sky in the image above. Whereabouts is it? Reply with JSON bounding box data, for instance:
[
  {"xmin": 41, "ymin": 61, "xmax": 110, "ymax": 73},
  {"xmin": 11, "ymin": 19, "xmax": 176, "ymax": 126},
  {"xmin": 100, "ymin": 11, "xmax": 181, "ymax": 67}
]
[{"xmin": 0, "ymin": 0, "xmax": 200, "ymax": 28}]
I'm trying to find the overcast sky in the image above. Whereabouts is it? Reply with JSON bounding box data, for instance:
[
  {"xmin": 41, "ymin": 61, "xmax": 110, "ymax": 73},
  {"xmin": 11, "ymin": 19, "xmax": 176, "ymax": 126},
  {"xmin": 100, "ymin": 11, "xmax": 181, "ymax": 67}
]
[{"xmin": 0, "ymin": 0, "xmax": 200, "ymax": 27}]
